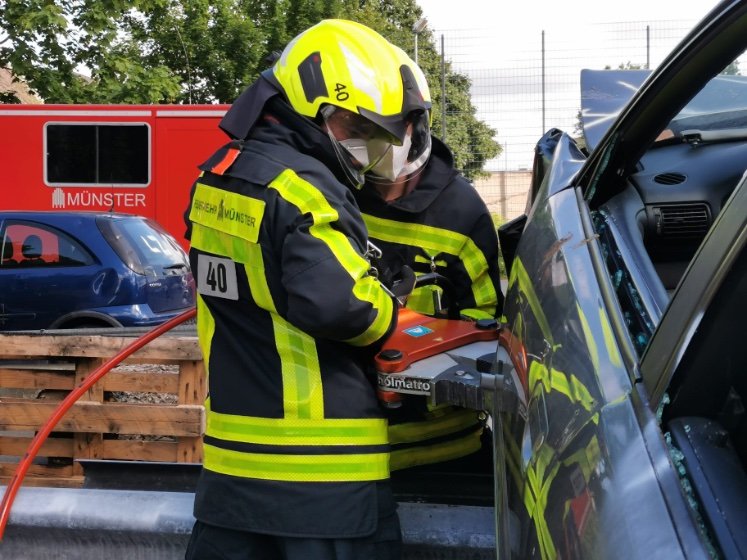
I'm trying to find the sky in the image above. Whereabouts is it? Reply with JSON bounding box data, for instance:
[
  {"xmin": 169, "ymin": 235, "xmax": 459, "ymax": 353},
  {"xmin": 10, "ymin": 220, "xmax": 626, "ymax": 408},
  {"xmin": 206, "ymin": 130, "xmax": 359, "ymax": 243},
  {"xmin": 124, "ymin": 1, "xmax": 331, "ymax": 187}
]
[
  {"xmin": 414, "ymin": 0, "xmax": 724, "ymax": 169},
  {"xmin": 415, "ymin": 1, "xmax": 718, "ymax": 34}
]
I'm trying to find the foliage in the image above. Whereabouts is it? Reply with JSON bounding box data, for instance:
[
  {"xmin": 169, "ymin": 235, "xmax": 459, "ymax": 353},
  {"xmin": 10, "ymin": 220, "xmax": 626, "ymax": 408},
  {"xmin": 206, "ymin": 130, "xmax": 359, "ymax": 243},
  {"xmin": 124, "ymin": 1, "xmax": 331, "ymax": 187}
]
[
  {"xmin": 604, "ymin": 61, "xmax": 647, "ymax": 70},
  {"xmin": 722, "ymin": 60, "xmax": 740, "ymax": 75},
  {"xmin": 0, "ymin": 0, "xmax": 500, "ymax": 179},
  {"xmin": 0, "ymin": 90, "xmax": 20, "ymax": 104}
]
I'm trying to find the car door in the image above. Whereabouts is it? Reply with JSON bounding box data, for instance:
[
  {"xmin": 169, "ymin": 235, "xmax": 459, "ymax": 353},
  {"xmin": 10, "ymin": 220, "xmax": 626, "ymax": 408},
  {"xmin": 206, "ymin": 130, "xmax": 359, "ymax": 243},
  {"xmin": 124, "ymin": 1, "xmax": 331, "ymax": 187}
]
[
  {"xmin": 498, "ymin": 140, "xmax": 699, "ymax": 559},
  {"xmin": 0, "ymin": 221, "xmax": 98, "ymax": 330},
  {"xmin": 497, "ymin": 3, "xmax": 747, "ymax": 558}
]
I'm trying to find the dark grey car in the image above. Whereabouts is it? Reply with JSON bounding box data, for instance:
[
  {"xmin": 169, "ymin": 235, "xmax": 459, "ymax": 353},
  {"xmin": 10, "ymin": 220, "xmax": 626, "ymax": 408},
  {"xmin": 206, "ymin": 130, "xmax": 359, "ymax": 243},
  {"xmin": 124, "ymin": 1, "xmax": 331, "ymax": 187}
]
[{"xmin": 492, "ymin": 1, "xmax": 747, "ymax": 557}]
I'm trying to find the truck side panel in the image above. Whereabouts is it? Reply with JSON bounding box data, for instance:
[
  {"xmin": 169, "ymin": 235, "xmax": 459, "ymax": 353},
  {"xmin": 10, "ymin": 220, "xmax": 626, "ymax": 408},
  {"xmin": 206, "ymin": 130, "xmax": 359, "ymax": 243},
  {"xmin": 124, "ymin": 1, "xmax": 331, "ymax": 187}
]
[
  {"xmin": 0, "ymin": 105, "xmax": 227, "ymax": 250},
  {"xmin": 153, "ymin": 110, "xmax": 227, "ymax": 246}
]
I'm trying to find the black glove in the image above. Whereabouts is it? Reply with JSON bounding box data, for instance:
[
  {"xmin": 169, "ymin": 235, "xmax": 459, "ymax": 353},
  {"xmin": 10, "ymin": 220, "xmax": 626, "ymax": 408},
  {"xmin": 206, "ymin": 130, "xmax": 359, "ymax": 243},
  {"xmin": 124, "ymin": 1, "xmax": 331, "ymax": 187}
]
[
  {"xmin": 390, "ymin": 265, "xmax": 416, "ymax": 306},
  {"xmin": 369, "ymin": 256, "xmax": 395, "ymax": 289}
]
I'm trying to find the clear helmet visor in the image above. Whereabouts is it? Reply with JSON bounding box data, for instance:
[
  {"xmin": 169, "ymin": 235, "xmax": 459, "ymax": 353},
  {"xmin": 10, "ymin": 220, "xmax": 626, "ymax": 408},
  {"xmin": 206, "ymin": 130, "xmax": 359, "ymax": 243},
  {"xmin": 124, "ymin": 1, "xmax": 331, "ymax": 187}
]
[{"xmin": 321, "ymin": 106, "xmax": 431, "ymax": 185}]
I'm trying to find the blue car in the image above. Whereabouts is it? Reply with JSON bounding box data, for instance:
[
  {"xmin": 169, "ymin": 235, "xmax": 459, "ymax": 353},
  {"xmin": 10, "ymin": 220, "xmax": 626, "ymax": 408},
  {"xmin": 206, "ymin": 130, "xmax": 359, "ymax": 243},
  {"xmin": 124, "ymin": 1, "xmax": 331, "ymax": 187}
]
[{"xmin": 0, "ymin": 211, "xmax": 195, "ymax": 330}]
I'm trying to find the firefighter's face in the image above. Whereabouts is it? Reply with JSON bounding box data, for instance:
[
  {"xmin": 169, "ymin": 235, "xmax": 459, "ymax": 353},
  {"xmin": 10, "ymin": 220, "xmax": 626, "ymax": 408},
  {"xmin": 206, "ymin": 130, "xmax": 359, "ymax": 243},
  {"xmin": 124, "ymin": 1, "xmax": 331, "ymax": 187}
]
[
  {"xmin": 322, "ymin": 106, "xmax": 417, "ymax": 181},
  {"xmin": 322, "ymin": 108, "xmax": 389, "ymax": 145}
]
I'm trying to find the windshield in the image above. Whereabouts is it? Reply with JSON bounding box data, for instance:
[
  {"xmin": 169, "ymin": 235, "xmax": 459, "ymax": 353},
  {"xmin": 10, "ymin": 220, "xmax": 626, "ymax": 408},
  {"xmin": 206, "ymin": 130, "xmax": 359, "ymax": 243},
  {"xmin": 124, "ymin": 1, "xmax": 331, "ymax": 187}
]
[{"xmin": 663, "ymin": 51, "xmax": 747, "ymax": 140}]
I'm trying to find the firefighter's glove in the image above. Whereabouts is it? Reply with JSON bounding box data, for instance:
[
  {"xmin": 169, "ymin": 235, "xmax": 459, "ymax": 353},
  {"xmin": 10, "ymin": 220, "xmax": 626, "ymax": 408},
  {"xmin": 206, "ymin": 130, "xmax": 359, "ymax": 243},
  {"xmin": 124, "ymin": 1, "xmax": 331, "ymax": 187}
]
[
  {"xmin": 390, "ymin": 265, "xmax": 416, "ymax": 307},
  {"xmin": 369, "ymin": 257, "xmax": 394, "ymax": 289}
]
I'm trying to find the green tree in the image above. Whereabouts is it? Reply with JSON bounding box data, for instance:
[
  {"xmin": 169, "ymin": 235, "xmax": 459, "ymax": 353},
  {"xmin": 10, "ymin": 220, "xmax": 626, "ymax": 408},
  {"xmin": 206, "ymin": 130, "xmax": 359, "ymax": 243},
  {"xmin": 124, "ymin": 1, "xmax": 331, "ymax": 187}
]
[
  {"xmin": 722, "ymin": 60, "xmax": 740, "ymax": 75},
  {"xmin": 0, "ymin": 0, "xmax": 500, "ymax": 178},
  {"xmin": 604, "ymin": 61, "xmax": 646, "ymax": 70}
]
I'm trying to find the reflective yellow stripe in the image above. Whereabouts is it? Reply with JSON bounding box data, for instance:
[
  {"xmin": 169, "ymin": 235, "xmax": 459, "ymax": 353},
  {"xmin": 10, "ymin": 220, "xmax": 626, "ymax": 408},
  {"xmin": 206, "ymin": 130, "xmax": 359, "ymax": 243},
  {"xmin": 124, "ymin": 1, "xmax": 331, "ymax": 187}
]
[
  {"xmin": 390, "ymin": 427, "xmax": 483, "ymax": 471},
  {"xmin": 363, "ymin": 214, "xmax": 497, "ymax": 312},
  {"xmin": 599, "ymin": 307, "xmax": 624, "ymax": 368},
  {"xmin": 273, "ymin": 315, "xmax": 323, "ymax": 419},
  {"xmin": 243, "ymin": 242, "xmax": 323, "ymax": 419},
  {"xmin": 345, "ymin": 275, "xmax": 394, "ymax": 346},
  {"xmin": 406, "ymin": 289, "xmax": 493, "ymax": 319},
  {"xmin": 502, "ymin": 420, "xmax": 523, "ymax": 490},
  {"xmin": 271, "ymin": 170, "xmax": 393, "ymax": 346},
  {"xmin": 204, "ymin": 444, "xmax": 389, "ymax": 482},
  {"xmin": 193, "ymin": 219, "xmax": 325, "ymax": 419},
  {"xmin": 190, "ymin": 222, "xmax": 252, "ymax": 263},
  {"xmin": 271, "ymin": 170, "xmax": 368, "ymax": 275},
  {"xmin": 189, "ymin": 183, "xmax": 264, "ymax": 243},
  {"xmin": 195, "ymin": 294, "xmax": 215, "ymax": 380},
  {"xmin": 528, "ymin": 361, "xmax": 597, "ymax": 416},
  {"xmin": 424, "ymin": 402, "xmax": 457, "ymax": 415},
  {"xmin": 561, "ymin": 435, "xmax": 600, "ymax": 481},
  {"xmin": 460, "ymin": 308, "xmax": 495, "ymax": 320},
  {"xmin": 406, "ymin": 284, "xmax": 439, "ymax": 315},
  {"xmin": 524, "ymin": 434, "xmax": 601, "ymax": 560},
  {"xmin": 244, "ymin": 244, "xmax": 276, "ymax": 312},
  {"xmin": 511, "ymin": 258, "xmax": 554, "ymax": 344},
  {"xmin": 577, "ymin": 302, "xmax": 600, "ymax": 376},
  {"xmin": 207, "ymin": 410, "xmax": 388, "ymax": 445},
  {"xmin": 388, "ymin": 408, "xmax": 481, "ymax": 444},
  {"xmin": 524, "ymin": 447, "xmax": 559, "ymax": 560}
]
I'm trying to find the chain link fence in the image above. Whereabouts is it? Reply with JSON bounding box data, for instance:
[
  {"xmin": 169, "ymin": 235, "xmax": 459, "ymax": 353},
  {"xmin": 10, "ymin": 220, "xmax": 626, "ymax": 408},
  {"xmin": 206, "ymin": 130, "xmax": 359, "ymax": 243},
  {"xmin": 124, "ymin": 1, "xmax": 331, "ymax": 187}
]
[{"xmin": 431, "ymin": 19, "xmax": 702, "ymax": 220}]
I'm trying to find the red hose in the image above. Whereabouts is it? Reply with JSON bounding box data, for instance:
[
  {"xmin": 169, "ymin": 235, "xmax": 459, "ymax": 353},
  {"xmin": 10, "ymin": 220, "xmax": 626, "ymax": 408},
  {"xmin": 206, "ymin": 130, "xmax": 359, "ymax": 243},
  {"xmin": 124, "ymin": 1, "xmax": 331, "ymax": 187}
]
[{"xmin": 0, "ymin": 307, "xmax": 197, "ymax": 540}]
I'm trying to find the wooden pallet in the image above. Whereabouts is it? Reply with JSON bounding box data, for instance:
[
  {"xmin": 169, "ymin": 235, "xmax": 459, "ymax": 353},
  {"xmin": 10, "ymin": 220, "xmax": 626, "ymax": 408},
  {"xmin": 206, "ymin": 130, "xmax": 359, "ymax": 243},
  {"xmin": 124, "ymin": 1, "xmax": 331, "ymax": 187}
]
[{"xmin": 0, "ymin": 332, "xmax": 205, "ymax": 487}]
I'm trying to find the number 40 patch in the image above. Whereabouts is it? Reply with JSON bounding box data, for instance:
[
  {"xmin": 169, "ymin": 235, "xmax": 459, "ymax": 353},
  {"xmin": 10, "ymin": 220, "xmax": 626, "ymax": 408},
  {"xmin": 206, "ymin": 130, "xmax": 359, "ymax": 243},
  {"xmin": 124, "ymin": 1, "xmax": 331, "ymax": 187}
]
[{"xmin": 197, "ymin": 255, "xmax": 239, "ymax": 300}]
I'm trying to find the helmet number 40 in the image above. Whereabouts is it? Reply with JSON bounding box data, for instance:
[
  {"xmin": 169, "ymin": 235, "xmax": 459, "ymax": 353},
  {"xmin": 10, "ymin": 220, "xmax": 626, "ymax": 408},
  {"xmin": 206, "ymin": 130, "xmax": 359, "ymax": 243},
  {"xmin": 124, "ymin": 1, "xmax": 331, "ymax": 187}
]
[{"xmin": 335, "ymin": 83, "xmax": 349, "ymax": 101}]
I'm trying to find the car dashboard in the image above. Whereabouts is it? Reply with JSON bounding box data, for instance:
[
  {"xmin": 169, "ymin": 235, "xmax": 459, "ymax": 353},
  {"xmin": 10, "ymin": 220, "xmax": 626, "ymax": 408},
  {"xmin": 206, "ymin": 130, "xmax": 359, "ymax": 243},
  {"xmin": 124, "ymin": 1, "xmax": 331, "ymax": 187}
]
[{"xmin": 628, "ymin": 137, "xmax": 747, "ymax": 289}]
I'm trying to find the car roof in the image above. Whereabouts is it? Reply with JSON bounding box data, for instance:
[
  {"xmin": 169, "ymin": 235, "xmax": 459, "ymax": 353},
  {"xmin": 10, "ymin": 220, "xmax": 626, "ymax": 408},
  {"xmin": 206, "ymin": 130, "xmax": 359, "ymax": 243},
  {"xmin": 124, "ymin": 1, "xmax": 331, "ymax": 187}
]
[{"xmin": 0, "ymin": 211, "xmax": 146, "ymax": 221}]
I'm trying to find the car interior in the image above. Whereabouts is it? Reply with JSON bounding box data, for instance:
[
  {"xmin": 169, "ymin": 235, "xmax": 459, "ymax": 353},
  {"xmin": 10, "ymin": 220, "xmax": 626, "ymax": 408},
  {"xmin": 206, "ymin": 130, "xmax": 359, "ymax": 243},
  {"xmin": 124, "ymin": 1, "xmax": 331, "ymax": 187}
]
[
  {"xmin": 20, "ymin": 234, "xmax": 45, "ymax": 265},
  {"xmin": 661, "ymin": 243, "xmax": 747, "ymax": 559},
  {"xmin": 591, "ymin": 54, "xmax": 747, "ymax": 343},
  {"xmin": 590, "ymin": 61, "xmax": 747, "ymax": 558},
  {"xmin": 593, "ymin": 137, "xmax": 747, "ymax": 560}
]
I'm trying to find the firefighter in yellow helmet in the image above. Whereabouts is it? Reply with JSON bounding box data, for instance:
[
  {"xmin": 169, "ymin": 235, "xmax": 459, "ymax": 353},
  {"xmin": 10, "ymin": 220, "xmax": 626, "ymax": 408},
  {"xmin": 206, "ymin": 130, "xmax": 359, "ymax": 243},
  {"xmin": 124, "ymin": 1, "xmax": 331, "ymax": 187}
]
[
  {"xmin": 352, "ymin": 77, "xmax": 503, "ymax": 477},
  {"xmin": 184, "ymin": 20, "xmax": 430, "ymax": 560}
]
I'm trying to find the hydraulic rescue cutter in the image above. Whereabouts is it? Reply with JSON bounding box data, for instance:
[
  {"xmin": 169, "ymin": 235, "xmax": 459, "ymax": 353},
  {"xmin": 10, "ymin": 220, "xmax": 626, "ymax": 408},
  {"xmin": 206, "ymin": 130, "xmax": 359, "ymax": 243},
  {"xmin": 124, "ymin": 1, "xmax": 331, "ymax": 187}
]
[{"xmin": 375, "ymin": 307, "xmax": 519, "ymax": 419}]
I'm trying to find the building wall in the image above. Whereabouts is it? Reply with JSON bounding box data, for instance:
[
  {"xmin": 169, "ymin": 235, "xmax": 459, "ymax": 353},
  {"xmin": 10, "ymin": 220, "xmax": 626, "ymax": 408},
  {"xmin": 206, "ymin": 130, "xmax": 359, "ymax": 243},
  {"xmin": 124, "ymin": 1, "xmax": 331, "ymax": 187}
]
[
  {"xmin": 0, "ymin": 68, "xmax": 42, "ymax": 104},
  {"xmin": 473, "ymin": 171, "xmax": 532, "ymax": 221}
]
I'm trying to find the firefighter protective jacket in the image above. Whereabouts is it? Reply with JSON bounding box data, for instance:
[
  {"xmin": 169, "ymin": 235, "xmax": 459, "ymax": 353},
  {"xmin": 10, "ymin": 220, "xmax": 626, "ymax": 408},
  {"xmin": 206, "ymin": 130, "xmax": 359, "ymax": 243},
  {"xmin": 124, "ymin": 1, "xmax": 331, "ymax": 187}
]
[
  {"xmin": 356, "ymin": 137, "xmax": 503, "ymax": 319},
  {"xmin": 185, "ymin": 90, "xmax": 398, "ymax": 537},
  {"xmin": 355, "ymin": 137, "xmax": 504, "ymax": 471}
]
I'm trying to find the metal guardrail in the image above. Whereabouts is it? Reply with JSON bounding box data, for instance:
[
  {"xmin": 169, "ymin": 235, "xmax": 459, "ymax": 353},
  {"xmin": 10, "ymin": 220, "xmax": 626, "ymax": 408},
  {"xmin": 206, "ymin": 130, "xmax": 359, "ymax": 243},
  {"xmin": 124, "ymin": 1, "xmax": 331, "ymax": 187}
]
[{"xmin": 0, "ymin": 485, "xmax": 495, "ymax": 559}]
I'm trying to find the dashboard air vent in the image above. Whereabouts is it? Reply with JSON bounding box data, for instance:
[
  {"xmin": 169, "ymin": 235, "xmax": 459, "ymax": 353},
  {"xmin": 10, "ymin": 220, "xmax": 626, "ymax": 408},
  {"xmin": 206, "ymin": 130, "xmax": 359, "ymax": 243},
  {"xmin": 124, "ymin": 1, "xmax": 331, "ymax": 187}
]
[
  {"xmin": 653, "ymin": 203, "xmax": 711, "ymax": 238},
  {"xmin": 653, "ymin": 172, "xmax": 687, "ymax": 185}
]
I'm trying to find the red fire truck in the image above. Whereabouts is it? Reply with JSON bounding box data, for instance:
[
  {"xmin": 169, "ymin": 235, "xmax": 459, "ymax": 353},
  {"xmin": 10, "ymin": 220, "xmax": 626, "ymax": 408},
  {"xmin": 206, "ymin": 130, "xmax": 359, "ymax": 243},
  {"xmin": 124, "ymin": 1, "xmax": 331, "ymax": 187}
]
[{"xmin": 0, "ymin": 104, "xmax": 230, "ymax": 249}]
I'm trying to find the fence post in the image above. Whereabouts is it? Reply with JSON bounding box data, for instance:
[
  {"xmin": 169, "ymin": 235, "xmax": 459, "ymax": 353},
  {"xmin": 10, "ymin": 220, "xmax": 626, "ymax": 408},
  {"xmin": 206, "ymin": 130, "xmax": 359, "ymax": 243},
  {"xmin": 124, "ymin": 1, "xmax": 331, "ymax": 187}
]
[
  {"xmin": 541, "ymin": 30, "xmax": 546, "ymax": 134},
  {"xmin": 646, "ymin": 25, "xmax": 651, "ymax": 69},
  {"xmin": 441, "ymin": 33, "xmax": 446, "ymax": 142}
]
